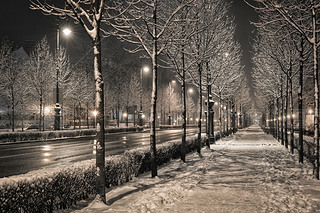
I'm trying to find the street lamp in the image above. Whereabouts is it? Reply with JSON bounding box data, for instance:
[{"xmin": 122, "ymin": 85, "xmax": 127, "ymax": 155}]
[
  {"xmin": 54, "ymin": 26, "xmax": 71, "ymax": 130},
  {"xmin": 168, "ymin": 80, "xmax": 176, "ymax": 125},
  {"xmin": 139, "ymin": 66, "xmax": 149, "ymax": 127}
]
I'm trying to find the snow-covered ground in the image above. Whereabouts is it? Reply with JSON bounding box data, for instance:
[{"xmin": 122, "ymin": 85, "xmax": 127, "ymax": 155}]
[{"xmin": 60, "ymin": 125, "xmax": 320, "ymax": 213}]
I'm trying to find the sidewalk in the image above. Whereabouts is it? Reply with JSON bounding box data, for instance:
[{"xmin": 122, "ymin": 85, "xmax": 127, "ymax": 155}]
[{"xmin": 67, "ymin": 125, "xmax": 320, "ymax": 213}]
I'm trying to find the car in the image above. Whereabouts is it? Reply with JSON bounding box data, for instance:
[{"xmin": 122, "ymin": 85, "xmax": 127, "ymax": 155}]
[
  {"xmin": 25, "ymin": 124, "xmax": 40, "ymax": 130},
  {"xmin": 63, "ymin": 124, "xmax": 73, "ymax": 129}
]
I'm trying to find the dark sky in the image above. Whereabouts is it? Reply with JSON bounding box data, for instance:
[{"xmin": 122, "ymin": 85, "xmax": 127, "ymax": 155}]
[
  {"xmin": 0, "ymin": 1, "xmax": 57, "ymax": 47},
  {"xmin": 0, "ymin": 0, "xmax": 258, "ymax": 100}
]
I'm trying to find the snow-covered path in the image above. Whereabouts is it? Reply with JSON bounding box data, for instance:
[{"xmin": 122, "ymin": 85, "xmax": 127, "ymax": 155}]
[{"xmin": 66, "ymin": 125, "xmax": 320, "ymax": 213}]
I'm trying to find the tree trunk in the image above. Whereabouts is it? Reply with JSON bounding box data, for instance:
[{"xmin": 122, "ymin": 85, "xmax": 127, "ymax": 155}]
[
  {"xmin": 289, "ymin": 75, "xmax": 294, "ymax": 154},
  {"xmin": 79, "ymin": 103, "xmax": 82, "ymax": 130},
  {"xmin": 39, "ymin": 96, "xmax": 43, "ymax": 131},
  {"xmin": 197, "ymin": 63, "xmax": 203, "ymax": 153},
  {"xmin": 73, "ymin": 103, "xmax": 76, "ymax": 129},
  {"xmin": 219, "ymin": 92, "xmax": 222, "ymax": 138},
  {"xmin": 298, "ymin": 37, "xmax": 304, "ymax": 163},
  {"xmin": 93, "ymin": 31, "xmax": 106, "ymax": 201},
  {"xmin": 11, "ymin": 86, "xmax": 15, "ymax": 132},
  {"xmin": 285, "ymin": 76, "xmax": 288, "ymax": 149},
  {"xmin": 281, "ymin": 75, "xmax": 284, "ymax": 145},
  {"xmin": 311, "ymin": 2, "xmax": 319, "ymax": 179},
  {"xmin": 226, "ymin": 100, "xmax": 229, "ymax": 136},
  {"xmin": 277, "ymin": 97, "xmax": 280, "ymax": 141},
  {"xmin": 117, "ymin": 100, "xmax": 120, "ymax": 128},
  {"xmin": 181, "ymin": 46, "xmax": 186, "ymax": 163},
  {"xmin": 232, "ymin": 99, "xmax": 235, "ymax": 134},
  {"xmin": 150, "ymin": 0, "xmax": 158, "ymax": 177},
  {"xmin": 87, "ymin": 102, "xmax": 89, "ymax": 129}
]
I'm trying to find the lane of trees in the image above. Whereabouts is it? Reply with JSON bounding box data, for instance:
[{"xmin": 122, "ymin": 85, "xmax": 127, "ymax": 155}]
[
  {"xmin": 248, "ymin": 0, "xmax": 320, "ymax": 179},
  {"xmin": 0, "ymin": 0, "xmax": 250, "ymax": 203}
]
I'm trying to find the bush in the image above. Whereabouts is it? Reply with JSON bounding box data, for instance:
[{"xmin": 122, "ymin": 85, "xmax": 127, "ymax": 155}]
[{"xmin": 0, "ymin": 135, "xmax": 206, "ymax": 212}]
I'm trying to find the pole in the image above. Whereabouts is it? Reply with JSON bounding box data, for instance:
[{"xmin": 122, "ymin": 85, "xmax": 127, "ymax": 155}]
[
  {"xmin": 54, "ymin": 26, "xmax": 61, "ymax": 130},
  {"xmin": 139, "ymin": 67, "xmax": 143, "ymax": 127}
]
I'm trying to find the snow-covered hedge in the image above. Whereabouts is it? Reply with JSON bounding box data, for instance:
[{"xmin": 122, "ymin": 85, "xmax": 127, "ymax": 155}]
[
  {"xmin": 0, "ymin": 127, "xmax": 142, "ymax": 143},
  {"xmin": 0, "ymin": 135, "xmax": 206, "ymax": 212}
]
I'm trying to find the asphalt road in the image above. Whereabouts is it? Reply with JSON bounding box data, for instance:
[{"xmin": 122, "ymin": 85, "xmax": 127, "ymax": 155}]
[{"xmin": 0, "ymin": 128, "xmax": 199, "ymax": 178}]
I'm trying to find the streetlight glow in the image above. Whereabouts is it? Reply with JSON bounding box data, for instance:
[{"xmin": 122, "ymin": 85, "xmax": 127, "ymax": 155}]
[
  {"xmin": 44, "ymin": 107, "xmax": 50, "ymax": 115},
  {"xmin": 188, "ymin": 88, "xmax": 193, "ymax": 93},
  {"xmin": 123, "ymin": 112, "xmax": 128, "ymax": 118},
  {"xmin": 93, "ymin": 110, "xmax": 98, "ymax": 117},
  {"xmin": 309, "ymin": 109, "xmax": 313, "ymax": 115},
  {"xmin": 63, "ymin": 28, "xmax": 72, "ymax": 36},
  {"xmin": 143, "ymin": 66, "xmax": 149, "ymax": 72}
]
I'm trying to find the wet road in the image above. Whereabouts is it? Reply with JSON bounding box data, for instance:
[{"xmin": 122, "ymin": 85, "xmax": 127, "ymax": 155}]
[{"xmin": 0, "ymin": 128, "xmax": 199, "ymax": 178}]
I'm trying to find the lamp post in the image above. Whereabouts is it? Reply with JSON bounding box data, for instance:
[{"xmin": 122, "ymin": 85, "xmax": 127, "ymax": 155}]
[
  {"xmin": 168, "ymin": 80, "xmax": 176, "ymax": 125},
  {"xmin": 54, "ymin": 26, "xmax": 71, "ymax": 130},
  {"xmin": 139, "ymin": 66, "xmax": 149, "ymax": 127}
]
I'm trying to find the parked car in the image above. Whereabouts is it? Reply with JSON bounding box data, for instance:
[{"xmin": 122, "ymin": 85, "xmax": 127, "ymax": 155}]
[
  {"xmin": 63, "ymin": 124, "xmax": 73, "ymax": 129},
  {"xmin": 25, "ymin": 124, "xmax": 40, "ymax": 131}
]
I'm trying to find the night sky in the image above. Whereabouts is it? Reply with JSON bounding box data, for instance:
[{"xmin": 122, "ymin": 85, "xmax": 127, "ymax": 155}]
[{"xmin": 0, "ymin": 0, "xmax": 258, "ymax": 99}]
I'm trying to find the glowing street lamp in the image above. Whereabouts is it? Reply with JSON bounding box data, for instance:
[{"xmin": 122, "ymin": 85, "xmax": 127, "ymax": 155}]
[
  {"xmin": 54, "ymin": 26, "xmax": 72, "ymax": 130},
  {"xmin": 308, "ymin": 109, "xmax": 313, "ymax": 115},
  {"xmin": 62, "ymin": 28, "xmax": 72, "ymax": 36}
]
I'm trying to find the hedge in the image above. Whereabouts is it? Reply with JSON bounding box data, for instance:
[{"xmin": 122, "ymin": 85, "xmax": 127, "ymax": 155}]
[
  {"xmin": 0, "ymin": 127, "xmax": 142, "ymax": 143},
  {"xmin": 0, "ymin": 135, "xmax": 207, "ymax": 213}
]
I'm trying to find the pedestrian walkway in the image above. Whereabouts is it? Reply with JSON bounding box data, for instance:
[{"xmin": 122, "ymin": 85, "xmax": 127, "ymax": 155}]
[{"xmin": 71, "ymin": 125, "xmax": 320, "ymax": 213}]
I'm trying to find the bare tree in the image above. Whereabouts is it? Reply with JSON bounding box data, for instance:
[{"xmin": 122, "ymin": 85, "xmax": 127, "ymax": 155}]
[
  {"xmin": 248, "ymin": 0, "xmax": 320, "ymax": 179},
  {"xmin": 0, "ymin": 38, "xmax": 25, "ymax": 131},
  {"xmin": 110, "ymin": 0, "xmax": 195, "ymax": 176},
  {"xmin": 31, "ymin": 0, "xmax": 107, "ymax": 201},
  {"xmin": 26, "ymin": 37, "xmax": 54, "ymax": 131}
]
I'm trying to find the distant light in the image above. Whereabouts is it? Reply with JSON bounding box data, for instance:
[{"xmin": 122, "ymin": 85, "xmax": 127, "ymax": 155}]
[
  {"xmin": 142, "ymin": 114, "xmax": 145, "ymax": 119},
  {"xmin": 214, "ymin": 102, "xmax": 218, "ymax": 106},
  {"xmin": 63, "ymin": 28, "xmax": 72, "ymax": 36},
  {"xmin": 44, "ymin": 107, "xmax": 50, "ymax": 115},
  {"xmin": 123, "ymin": 113, "xmax": 128, "ymax": 118},
  {"xmin": 308, "ymin": 109, "xmax": 313, "ymax": 115},
  {"xmin": 292, "ymin": 114, "xmax": 296, "ymax": 118},
  {"xmin": 43, "ymin": 145, "xmax": 51, "ymax": 151},
  {"xmin": 255, "ymin": 113, "xmax": 257, "ymax": 116},
  {"xmin": 225, "ymin": 52, "xmax": 229, "ymax": 57},
  {"xmin": 93, "ymin": 110, "xmax": 98, "ymax": 117},
  {"xmin": 172, "ymin": 80, "xmax": 176, "ymax": 83},
  {"xmin": 188, "ymin": 88, "xmax": 193, "ymax": 93},
  {"xmin": 143, "ymin": 66, "xmax": 149, "ymax": 72},
  {"xmin": 287, "ymin": 115, "xmax": 290, "ymax": 118}
]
